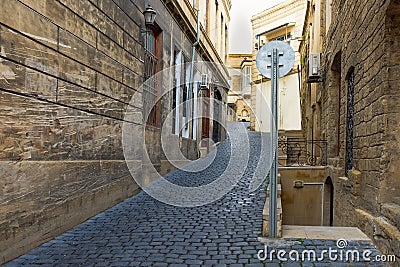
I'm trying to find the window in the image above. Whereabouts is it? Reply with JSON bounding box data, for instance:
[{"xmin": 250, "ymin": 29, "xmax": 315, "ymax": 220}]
[
  {"xmin": 271, "ymin": 32, "xmax": 292, "ymax": 42},
  {"xmin": 345, "ymin": 68, "xmax": 355, "ymax": 176},
  {"xmin": 241, "ymin": 66, "xmax": 251, "ymax": 88},
  {"xmin": 172, "ymin": 85, "xmax": 177, "ymax": 133},
  {"xmin": 182, "ymin": 82, "xmax": 188, "ymax": 117},
  {"xmin": 221, "ymin": 14, "xmax": 224, "ymax": 54},
  {"xmin": 225, "ymin": 24, "xmax": 228, "ymax": 62},
  {"xmin": 215, "ymin": 1, "xmax": 218, "ymax": 46},
  {"xmin": 172, "ymin": 51, "xmax": 177, "ymax": 134},
  {"xmin": 205, "ymin": 0, "xmax": 210, "ymax": 34},
  {"xmin": 143, "ymin": 26, "xmax": 162, "ymax": 127},
  {"xmin": 182, "ymin": 58, "xmax": 191, "ymax": 138},
  {"xmin": 172, "ymin": 51, "xmax": 182, "ymax": 134}
]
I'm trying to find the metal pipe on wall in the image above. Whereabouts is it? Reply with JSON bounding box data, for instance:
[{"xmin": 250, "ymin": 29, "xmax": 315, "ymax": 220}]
[{"xmin": 188, "ymin": 2, "xmax": 201, "ymax": 140}]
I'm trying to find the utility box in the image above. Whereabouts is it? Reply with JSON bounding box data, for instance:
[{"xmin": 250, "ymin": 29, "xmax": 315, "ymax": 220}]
[
  {"xmin": 200, "ymin": 74, "xmax": 209, "ymax": 89},
  {"xmin": 308, "ymin": 53, "xmax": 321, "ymax": 82}
]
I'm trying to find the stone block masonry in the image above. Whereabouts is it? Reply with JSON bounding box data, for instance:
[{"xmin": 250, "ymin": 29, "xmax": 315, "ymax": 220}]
[
  {"xmin": 0, "ymin": 0, "xmax": 145, "ymax": 263},
  {"xmin": 319, "ymin": 0, "xmax": 400, "ymax": 261}
]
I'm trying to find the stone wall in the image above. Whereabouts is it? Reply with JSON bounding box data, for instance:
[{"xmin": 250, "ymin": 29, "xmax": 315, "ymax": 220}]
[
  {"xmin": 320, "ymin": 0, "xmax": 400, "ymax": 259},
  {"xmin": 0, "ymin": 0, "xmax": 230, "ymax": 263},
  {"xmin": 0, "ymin": 0, "xmax": 146, "ymax": 263}
]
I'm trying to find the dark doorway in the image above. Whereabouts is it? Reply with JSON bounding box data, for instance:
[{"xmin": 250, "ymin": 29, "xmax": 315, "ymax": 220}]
[
  {"xmin": 212, "ymin": 89, "xmax": 222, "ymax": 142},
  {"xmin": 323, "ymin": 177, "xmax": 334, "ymax": 226},
  {"xmin": 201, "ymin": 89, "xmax": 210, "ymax": 141}
]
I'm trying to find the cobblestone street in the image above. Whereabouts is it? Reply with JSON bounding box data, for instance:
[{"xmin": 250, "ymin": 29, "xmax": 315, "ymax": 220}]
[{"xmin": 4, "ymin": 123, "xmax": 385, "ymax": 267}]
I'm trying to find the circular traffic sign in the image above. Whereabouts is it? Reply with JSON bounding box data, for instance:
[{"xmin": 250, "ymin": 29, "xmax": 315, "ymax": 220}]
[{"xmin": 256, "ymin": 40, "xmax": 295, "ymax": 79}]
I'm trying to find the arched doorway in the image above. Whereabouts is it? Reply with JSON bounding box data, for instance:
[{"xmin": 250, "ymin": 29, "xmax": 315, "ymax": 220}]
[{"xmin": 323, "ymin": 176, "xmax": 334, "ymax": 226}]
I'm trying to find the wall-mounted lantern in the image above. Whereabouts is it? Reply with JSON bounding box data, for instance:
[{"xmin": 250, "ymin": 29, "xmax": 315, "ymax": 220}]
[
  {"xmin": 140, "ymin": 5, "xmax": 157, "ymax": 37},
  {"xmin": 143, "ymin": 5, "xmax": 156, "ymax": 27}
]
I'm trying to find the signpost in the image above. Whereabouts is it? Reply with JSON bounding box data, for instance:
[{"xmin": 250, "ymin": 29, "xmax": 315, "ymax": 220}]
[{"xmin": 256, "ymin": 41, "xmax": 295, "ymax": 238}]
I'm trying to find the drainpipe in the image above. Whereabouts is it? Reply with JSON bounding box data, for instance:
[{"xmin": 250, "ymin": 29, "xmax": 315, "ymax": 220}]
[
  {"xmin": 189, "ymin": 2, "xmax": 201, "ymax": 140},
  {"xmin": 180, "ymin": 1, "xmax": 200, "ymax": 145},
  {"xmin": 189, "ymin": 8, "xmax": 201, "ymax": 95}
]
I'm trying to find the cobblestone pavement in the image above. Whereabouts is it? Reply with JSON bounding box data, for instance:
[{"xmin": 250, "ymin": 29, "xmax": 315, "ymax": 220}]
[{"xmin": 4, "ymin": 123, "xmax": 386, "ymax": 266}]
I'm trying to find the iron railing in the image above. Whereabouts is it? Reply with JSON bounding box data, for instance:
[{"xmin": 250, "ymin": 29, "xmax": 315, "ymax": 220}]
[{"xmin": 278, "ymin": 137, "xmax": 327, "ymax": 166}]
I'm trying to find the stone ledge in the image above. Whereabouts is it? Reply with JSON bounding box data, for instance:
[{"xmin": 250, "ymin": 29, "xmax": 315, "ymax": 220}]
[
  {"xmin": 279, "ymin": 166, "xmax": 326, "ymax": 170},
  {"xmin": 355, "ymin": 208, "xmax": 400, "ymax": 259},
  {"xmin": 281, "ymin": 225, "xmax": 371, "ymax": 240},
  {"xmin": 262, "ymin": 184, "xmax": 283, "ymax": 238},
  {"xmin": 382, "ymin": 203, "xmax": 400, "ymax": 228}
]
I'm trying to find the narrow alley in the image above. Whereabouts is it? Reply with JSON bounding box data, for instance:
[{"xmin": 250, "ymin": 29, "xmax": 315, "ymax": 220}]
[{"xmin": 4, "ymin": 123, "xmax": 384, "ymax": 267}]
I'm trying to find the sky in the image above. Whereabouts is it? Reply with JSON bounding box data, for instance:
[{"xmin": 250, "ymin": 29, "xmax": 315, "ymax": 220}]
[{"xmin": 229, "ymin": 0, "xmax": 283, "ymax": 54}]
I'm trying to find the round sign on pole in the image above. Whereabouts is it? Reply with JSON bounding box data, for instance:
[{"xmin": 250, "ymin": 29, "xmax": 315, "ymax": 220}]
[{"xmin": 256, "ymin": 40, "xmax": 295, "ymax": 79}]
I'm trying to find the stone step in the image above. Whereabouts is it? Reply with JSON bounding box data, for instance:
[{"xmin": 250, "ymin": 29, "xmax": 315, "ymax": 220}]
[
  {"xmin": 266, "ymin": 183, "xmax": 281, "ymax": 198},
  {"xmin": 280, "ymin": 225, "xmax": 371, "ymax": 241}
]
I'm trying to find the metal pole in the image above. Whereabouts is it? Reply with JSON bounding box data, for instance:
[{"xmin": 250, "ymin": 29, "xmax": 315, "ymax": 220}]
[
  {"xmin": 188, "ymin": 9, "xmax": 201, "ymax": 139},
  {"xmin": 269, "ymin": 48, "xmax": 279, "ymax": 238}
]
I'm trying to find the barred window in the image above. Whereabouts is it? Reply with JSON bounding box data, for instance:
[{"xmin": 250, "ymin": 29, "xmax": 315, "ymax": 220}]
[
  {"xmin": 345, "ymin": 68, "xmax": 355, "ymax": 176},
  {"xmin": 143, "ymin": 27, "xmax": 162, "ymax": 127}
]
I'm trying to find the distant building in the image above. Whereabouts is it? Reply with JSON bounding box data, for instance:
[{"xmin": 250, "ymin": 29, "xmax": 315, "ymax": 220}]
[
  {"xmin": 250, "ymin": 0, "xmax": 306, "ymax": 133},
  {"xmin": 227, "ymin": 54, "xmax": 252, "ymax": 122}
]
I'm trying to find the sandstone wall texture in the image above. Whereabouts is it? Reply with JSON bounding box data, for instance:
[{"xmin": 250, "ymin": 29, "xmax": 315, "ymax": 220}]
[
  {"xmin": 0, "ymin": 0, "xmax": 229, "ymax": 262},
  {"xmin": 0, "ymin": 0, "xmax": 171, "ymax": 263},
  {"xmin": 320, "ymin": 0, "xmax": 400, "ymax": 259}
]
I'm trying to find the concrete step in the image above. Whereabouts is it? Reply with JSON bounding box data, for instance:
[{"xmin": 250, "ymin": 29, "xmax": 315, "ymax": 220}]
[{"xmin": 281, "ymin": 225, "xmax": 371, "ymax": 241}]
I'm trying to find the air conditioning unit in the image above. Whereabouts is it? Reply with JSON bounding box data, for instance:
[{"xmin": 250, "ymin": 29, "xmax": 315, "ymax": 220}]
[
  {"xmin": 200, "ymin": 74, "xmax": 209, "ymax": 89},
  {"xmin": 308, "ymin": 53, "xmax": 321, "ymax": 82}
]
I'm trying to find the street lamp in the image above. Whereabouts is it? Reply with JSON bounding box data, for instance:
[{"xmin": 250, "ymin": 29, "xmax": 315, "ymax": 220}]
[
  {"xmin": 143, "ymin": 5, "xmax": 156, "ymax": 27},
  {"xmin": 140, "ymin": 5, "xmax": 157, "ymax": 39}
]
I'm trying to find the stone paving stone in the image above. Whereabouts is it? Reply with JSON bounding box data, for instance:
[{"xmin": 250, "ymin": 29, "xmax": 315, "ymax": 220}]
[
  {"xmin": 313, "ymin": 263, "xmax": 332, "ymax": 267},
  {"xmin": 245, "ymin": 263, "xmax": 265, "ymax": 267},
  {"xmin": 368, "ymin": 261, "xmax": 387, "ymax": 267},
  {"xmin": 238, "ymin": 258, "xmax": 250, "ymax": 264},
  {"xmin": 4, "ymin": 123, "xmax": 384, "ymax": 267},
  {"xmin": 280, "ymin": 262, "xmax": 302, "ymax": 267},
  {"xmin": 300, "ymin": 262, "xmax": 315, "ymax": 267}
]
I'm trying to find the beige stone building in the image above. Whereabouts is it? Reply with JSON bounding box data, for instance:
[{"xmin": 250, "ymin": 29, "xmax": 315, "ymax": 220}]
[
  {"xmin": 199, "ymin": 0, "xmax": 231, "ymax": 64},
  {"xmin": 300, "ymin": 0, "xmax": 400, "ymax": 258},
  {"xmin": 250, "ymin": 0, "xmax": 306, "ymax": 133},
  {"xmin": 0, "ymin": 0, "xmax": 230, "ymax": 263},
  {"xmin": 227, "ymin": 54, "xmax": 252, "ymax": 122}
]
